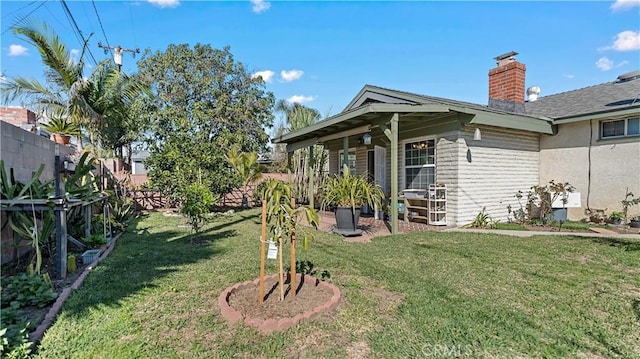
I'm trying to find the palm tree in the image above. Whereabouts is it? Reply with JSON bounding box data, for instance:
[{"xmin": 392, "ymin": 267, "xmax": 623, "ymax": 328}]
[
  {"xmin": 1, "ymin": 19, "xmax": 150, "ymax": 164},
  {"xmin": 275, "ymin": 100, "xmax": 321, "ymax": 131},
  {"xmin": 85, "ymin": 60, "xmax": 151, "ymax": 162},
  {"xmin": 274, "ymin": 100, "xmax": 327, "ymax": 204},
  {"xmin": 1, "ymin": 19, "xmax": 100, "ymax": 149},
  {"xmin": 226, "ymin": 148, "xmax": 266, "ymax": 208}
]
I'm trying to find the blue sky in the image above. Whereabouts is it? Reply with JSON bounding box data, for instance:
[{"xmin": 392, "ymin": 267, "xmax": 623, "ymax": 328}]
[{"xmin": 1, "ymin": 0, "xmax": 639, "ymax": 130}]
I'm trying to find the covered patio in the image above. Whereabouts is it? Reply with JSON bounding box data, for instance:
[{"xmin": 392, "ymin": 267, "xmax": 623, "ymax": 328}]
[{"xmin": 273, "ymin": 85, "xmax": 553, "ymax": 234}]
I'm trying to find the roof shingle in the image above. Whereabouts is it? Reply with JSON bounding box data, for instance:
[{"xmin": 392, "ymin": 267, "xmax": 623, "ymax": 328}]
[{"xmin": 523, "ymin": 76, "xmax": 640, "ymax": 119}]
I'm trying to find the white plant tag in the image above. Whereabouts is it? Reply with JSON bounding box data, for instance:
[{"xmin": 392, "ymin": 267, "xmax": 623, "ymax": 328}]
[{"xmin": 267, "ymin": 240, "xmax": 278, "ymax": 259}]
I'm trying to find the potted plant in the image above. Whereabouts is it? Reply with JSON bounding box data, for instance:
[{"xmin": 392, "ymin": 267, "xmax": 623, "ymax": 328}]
[
  {"xmin": 84, "ymin": 233, "xmax": 108, "ymax": 250},
  {"xmin": 41, "ymin": 115, "xmax": 80, "ymax": 145},
  {"xmin": 621, "ymin": 189, "xmax": 640, "ymax": 227},
  {"xmin": 608, "ymin": 211, "xmax": 624, "ymax": 225},
  {"xmin": 321, "ymin": 167, "xmax": 384, "ymax": 234}
]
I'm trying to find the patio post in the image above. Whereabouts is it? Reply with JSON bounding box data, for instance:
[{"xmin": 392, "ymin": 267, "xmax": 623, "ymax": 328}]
[
  {"xmin": 383, "ymin": 113, "xmax": 399, "ymax": 235},
  {"xmin": 287, "ymin": 151, "xmax": 292, "ymax": 184},
  {"xmin": 308, "ymin": 145, "xmax": 314, "ymax": 209}
]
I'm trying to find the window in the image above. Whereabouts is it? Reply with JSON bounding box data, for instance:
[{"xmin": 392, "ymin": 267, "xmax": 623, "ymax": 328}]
[
  {"xmin": 338, "ymin": 150, "xmax": 356, "ymax": 174},
  {"xmin": 601, "ymin": 118, "xmax": 640, "ymax": 138},
  {"xmin": 403, "ymin": 138, "xmax": 435, "ymax": 190}
]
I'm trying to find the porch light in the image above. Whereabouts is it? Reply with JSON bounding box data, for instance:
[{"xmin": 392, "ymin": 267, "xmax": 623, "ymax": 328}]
[
  {"xmin": 474, "ymin": 128, "xmax": 482, "ymax": 141},
  {"xmin": 362, "ymin": 133, "xmax": 372, "ymax": 145}
]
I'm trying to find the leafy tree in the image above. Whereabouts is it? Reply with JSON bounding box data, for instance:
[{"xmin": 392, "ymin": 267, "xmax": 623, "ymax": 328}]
[{"xmin": 135, "ymin": 44, "xmax": 274, "ymax": 201}]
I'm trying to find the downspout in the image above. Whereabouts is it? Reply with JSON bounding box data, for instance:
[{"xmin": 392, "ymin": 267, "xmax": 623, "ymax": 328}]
[{"xmin": 342, "ymin": 137, "xmax": 349, "ymax": 172}]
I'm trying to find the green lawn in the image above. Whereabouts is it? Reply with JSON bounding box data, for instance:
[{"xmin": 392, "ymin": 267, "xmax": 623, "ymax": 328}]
[{"xmin": 35, "ymin": 210, "xmax": 640, "ymax": 358}]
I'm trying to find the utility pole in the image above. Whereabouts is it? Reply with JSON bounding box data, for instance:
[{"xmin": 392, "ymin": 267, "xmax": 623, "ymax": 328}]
[{"xmin": 97, "ymin": 42, "xmax": 140, "ymax": 71}]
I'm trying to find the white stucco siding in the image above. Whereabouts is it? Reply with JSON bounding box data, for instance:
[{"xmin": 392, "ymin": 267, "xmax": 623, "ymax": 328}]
[
  {"xmin": 540, "ymin": 120, "xmax": 640, "ymax": 220},
  {"xmin": 456, "ymin": 126, "xmax": 540, "ymax": 226}
]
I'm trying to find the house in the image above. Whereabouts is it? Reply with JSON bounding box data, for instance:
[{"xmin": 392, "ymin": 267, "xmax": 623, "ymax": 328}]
[{"xmin": 273, "ymin": 52, "xmax": 640, "ymax": 233}]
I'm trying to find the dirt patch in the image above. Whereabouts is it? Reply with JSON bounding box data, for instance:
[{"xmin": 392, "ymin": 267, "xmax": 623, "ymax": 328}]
[
  {"xmin": 346, "ymin": 340, "xmax": 371, "ymax": 359},
  {"xmin": 228, "ymin": 276, "xmax": 334, "ymax": 320}
]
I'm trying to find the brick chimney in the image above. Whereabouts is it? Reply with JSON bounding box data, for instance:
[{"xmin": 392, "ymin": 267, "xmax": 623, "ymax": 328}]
[{"xmin": 488, "ymin": 51, "xmax": 526, "ymax": 113}]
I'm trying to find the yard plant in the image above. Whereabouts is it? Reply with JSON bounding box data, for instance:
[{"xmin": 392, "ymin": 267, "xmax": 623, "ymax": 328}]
[
  {"xmin": 180, "ymin": 183, "xmax": 215, "ymax": 236},
  {"xmin": 321, "ymin": 167, "xmax": 384, "ymax": 212},
  {"xmin": 27, "ymin": 209, "xmax": 639, "ymax": 358}
]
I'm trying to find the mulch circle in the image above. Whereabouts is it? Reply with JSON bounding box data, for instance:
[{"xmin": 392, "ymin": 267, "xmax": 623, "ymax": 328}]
[{"xmin": 219, "ymin": 274, "xmax": 341, "ymax": 333}]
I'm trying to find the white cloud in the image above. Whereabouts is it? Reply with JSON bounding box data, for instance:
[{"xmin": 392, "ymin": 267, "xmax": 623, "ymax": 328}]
[
  {"xmin": 595, "ymin": 57, "xmax": 628, "ymax": 71},
  {"xmin": 70, "ymin": 49, "xmax": 80, "ymax": 63},
  {"xmin": 280, "ymin": 69, "xmax": 303, "ymax": 82},
  {"xmin": 8, "ymin": 44, "xmax": 28, "ymax": 56},
  {"xmin": 148, "ymin": 0, "xmax": 180, "ymax": 8},
  {"xmin": 610, "ymin": 0, "xmax": 640, "ymax": 11},
  {"xmin": 286, "ymin": 95, "xmax": 315, "ymax": 104},
  {"xmin": 251, "ymin": 70, "xmax": 275, "ymax": 83},
  {"xmin": 610, "ymin": 30, "xmax": 640, "ymax": 51},
  {"xmin": 596, "ymin": 57, "xmax": 614, "ymax": 71},
  {"xmin": 251, "ymin": 0, "xmax": 271, "ymax": 13},
  {"xmin": 562, "ymin": 74, "xmax": 575, "ymax": 79}
]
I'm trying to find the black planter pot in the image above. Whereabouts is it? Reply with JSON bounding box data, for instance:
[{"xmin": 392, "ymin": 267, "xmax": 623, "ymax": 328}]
[
  {"xmin": 334, "ymin": 206, "xmax": 361, "ymax": 231},
  {"xmin": 630, "ymin": 219, "xmax": 640, "ymax": 228}
]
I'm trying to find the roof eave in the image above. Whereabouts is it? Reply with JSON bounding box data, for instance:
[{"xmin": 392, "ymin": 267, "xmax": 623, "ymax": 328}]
[
  {"xmin": 553, "ymin": 106, "xmax": 640, "ymax": 124},
  {"xmin": 272, "ymin": 103, "xmax": 450, "ymax": 144}
]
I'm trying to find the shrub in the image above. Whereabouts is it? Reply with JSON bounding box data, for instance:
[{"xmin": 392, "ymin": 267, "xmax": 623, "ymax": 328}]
[
  {"xmin": 180, "ymin": 183, "xmax": 215, "ymax": 235},
  {"xmin": 463, "ymin": 207, "xmax": 498, "ymax": 229},
  {"xmin": 83, "ymin": 234, "xmax": 108, "ymax": 248}
]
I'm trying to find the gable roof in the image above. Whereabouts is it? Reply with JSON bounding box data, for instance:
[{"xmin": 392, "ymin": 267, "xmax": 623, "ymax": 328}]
[
  {"xmin": 273, "ymin": 85, "xmax": 554, "ymax": 146},
  {"xmin": 524, "ymin": 75, "xmax": 640, "ymax": 121}
]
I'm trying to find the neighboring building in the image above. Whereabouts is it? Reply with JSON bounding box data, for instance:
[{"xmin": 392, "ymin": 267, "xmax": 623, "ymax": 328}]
[
  {"xmin": 131, "ymin": 150, "xmax": 150, "ymax": 175},
  {"xmin": 0, "ymin": 106, "xmax": 50, "ymax": 138},
  {"xmin": 274, "ymin": 52, "xmax": 640, "ymax": 231}
]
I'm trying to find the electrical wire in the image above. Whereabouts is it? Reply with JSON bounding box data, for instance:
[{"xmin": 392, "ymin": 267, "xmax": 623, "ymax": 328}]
[
  {"xmin": 1, "ymin": 1, "xmax": 47, "ymax": 35},
  {"xmin": 60, "ymin": 0, "xmax": 98, "ymax": 66},
  {"xmin": 92, "ymin": 0, "xmax": 113, "ymax": 58},
  {"xmin": 1, "ymin": 1, "xmax": 38, "ymax": 19},
  {"xmin": 128, "ymin": 1, "xmax": 138, "ymax": 49}
]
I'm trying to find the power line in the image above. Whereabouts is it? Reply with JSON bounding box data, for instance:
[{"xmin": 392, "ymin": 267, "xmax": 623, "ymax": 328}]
[
  {"xmin": 128, "ymin": 1, "xmax": 138, "ymax": 49},
  {"xmin": 1, "ymin": 1, "xmax": 38, "ymax": 19},
  {"xmin": 60, "ymin": 0, "xmax": 98, "ymax": 66},
  {"xmin": 92, "ymin": 0, "xmax": 112, "ymax": 58},
  {"xmin": 1, "ymin": 1, "xmax": 47, "ymax": 36}
]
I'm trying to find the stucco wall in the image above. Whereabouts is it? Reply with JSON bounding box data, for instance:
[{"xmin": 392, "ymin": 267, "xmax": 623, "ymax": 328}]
[
  {"xmin": 540, "ymin": 120, "xmax": 640, "ymax": 220},
  {"xmin": 1, "ymin": 121, "xmax": 74, "ymax": 265}
]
